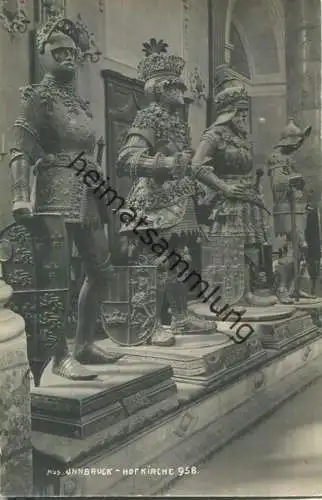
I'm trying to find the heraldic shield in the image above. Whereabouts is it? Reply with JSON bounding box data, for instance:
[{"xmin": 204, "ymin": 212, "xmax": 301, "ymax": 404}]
[
  {"xmin": 0, "ymin": 214, "xmax": 70, "ymax": 385},
  {"xmin": 101, "ymin": 265, "xmax": 157, "ymax": 346},
  {"xmin": 202, "ymin": 234, "xmax": 245, "ymax": 310}
]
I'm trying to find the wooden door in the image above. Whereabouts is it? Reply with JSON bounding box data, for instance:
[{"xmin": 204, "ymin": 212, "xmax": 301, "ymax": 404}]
[{"xmin": 101, "ymin": 69, "xmax": 146, "ymax": 257}]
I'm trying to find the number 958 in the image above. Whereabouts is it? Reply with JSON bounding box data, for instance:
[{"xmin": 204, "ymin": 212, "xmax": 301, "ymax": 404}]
[{"xmin": 177, "ymin": 466, "xmax": 198, "ymax": 476}]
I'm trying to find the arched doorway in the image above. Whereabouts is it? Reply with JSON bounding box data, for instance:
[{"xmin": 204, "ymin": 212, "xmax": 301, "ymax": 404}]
[{"xmin": 224, "ymin": 0, "xmax": 286, "ymax": 224}]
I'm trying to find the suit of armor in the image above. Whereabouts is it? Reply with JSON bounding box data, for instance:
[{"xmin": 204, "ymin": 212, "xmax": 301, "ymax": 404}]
[
  {"xmin": 192, "ymin": 65, "xmax": 276, "ymax": 309},
  {"xmin": 268, "ymin": 119, "xmax": 313, "ymax": 303},
  {"xmin": 9, "ymin": 17, "xmax": 121, "ymax": 381},
  {"xmin": 116, "ymin": 39, "xmax": 215, "ymax": 346}
]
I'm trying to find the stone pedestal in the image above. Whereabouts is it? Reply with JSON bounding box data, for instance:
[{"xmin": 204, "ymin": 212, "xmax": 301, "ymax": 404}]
[
  {"xmin": 0, "ymin": 279, "xmax": 32, "ymax": 497},
  {"xmin": 292, "ymin": 297, "xmax": 322, "ymax": 329},
  {"xmin": 103, "ymin": 332, "xmax": 267, "ymax": 388},
  {"xmin": 32, "ymin": 336, "xmax": 322, "ymax": 496},
  {"xmin": 31, "ymin": 358, "xmax": 178, "ymax": 440},
  {"xmin": 189, "ymin": 302, "xmax": 320, "ymax": 352}
]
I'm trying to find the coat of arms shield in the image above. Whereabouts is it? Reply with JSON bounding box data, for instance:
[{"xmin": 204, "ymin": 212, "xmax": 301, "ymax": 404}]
[
  {"xmin": 202, "ymin": 234, "xmax": 245, "ymax": 309},
  {"xmin": 101, "ymin": 264, "xmax": 157, "ymax": 346},
  {"xmin": 0, "ymin": 214, "xmax": 70, "ymax": 384}
]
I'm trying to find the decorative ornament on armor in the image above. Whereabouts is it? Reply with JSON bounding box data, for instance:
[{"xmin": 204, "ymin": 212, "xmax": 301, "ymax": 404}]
[
  {"xmin": 268, "ymin": 118, "xmax": 314, "ymax": 304},
  {"xmin": 113, "ymin": 38, "xmax": 216, "ymax": 347},
  {"xmin": 192, "ymin": 64, "xmax": 277, "ymax": 311},
  {"xmin": 7, "ymin": 14, "xmax": 122, "ymax": 385}
]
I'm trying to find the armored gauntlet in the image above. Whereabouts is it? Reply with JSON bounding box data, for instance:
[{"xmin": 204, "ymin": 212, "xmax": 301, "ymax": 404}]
[{"xmin": 10, "ymin": 153, "xmax": 32, "ymax": 217}]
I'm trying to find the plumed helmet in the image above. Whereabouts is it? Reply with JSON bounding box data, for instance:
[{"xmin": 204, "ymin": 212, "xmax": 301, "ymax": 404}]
[{"xmin": 276, "ymin": 118, "xmax": 312, "ymax": 147}]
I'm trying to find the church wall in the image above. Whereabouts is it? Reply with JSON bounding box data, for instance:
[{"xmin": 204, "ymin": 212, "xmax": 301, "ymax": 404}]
[{"xmin": 102, "ymin": 0, "xmax": 209, "ymax": 148}]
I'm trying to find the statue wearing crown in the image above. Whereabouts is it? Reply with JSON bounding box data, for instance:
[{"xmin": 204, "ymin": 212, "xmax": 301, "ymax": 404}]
[
  {"xmin": 268, "ymin": 118, "xmax": 315, "ymax": 303},
  {"xmin": 190, "ymin": 65, "xmax": 277, "ymax": 312},
  {"xmin": 5, "ymin": 16, "xmax": 122, "ymax": 384},
  {"xmin": 115, "ymin": 39, "xmax": 215, "ymax": 347}
]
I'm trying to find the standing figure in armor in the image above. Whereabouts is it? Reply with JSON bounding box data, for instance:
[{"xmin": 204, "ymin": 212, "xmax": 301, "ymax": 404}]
[
  {"xmin": 9, "ymin": 16, "xmax": 121, "ymax": 380},
  {"xmin": 116, "ymin": 39, "xmax": 214, "ymax": 347},
  {"xmin": 191, "ymin": 65, "xmax": 276, "ymax": 309},
  {"xmin": 268, "ymin": 118, "xmax": 312, "ymax": 303}
]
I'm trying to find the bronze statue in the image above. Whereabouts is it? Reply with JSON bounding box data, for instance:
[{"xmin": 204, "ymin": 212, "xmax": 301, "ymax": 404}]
[
  {"xmin": 191, "ymin": 65, "xmax": 276, "ymax": 310},
  {"xmin": 268, "ymin": 118, "xmax": 313, "ymax": 303},
  {"xmin": 115, "ymin": 39, "xmax": 215, "ymax": 347},
  {"xmin": 8, "ymin": 16, "xmax": 121, "ymax": 382}
]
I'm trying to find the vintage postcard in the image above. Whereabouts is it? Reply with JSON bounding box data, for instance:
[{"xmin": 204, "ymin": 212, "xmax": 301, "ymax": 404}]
[{"xmin": 0, "ymin": 0, "xmax": 321, "ymax": 497}]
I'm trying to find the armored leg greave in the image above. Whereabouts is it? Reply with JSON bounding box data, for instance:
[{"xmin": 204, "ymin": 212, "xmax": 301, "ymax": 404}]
[
  {"xmin": 131, "ymin": 240, "xmax": 175, "ymax": 347},
  {"xmin": 72, "ymin": 225, "xmax": 123, "ymax": 364},
  {"xmin": 149, "ymin": 267, "xmax": 176, "ymax": 347},
  {"xmin": 164, "ymin": 242, "xmax": 216, "ymax": 335},
  {"xmin": 166, "ymin": 277, "xmax": 216, "ymax": 334},
  {"xmin": 233, "ymin": 246, "xmax": 277, "ymax": 307}
]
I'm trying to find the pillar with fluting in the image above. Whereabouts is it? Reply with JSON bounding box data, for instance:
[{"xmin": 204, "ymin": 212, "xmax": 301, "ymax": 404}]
[{"xmin": 284, "ymin": 0, "xmax": 321, "ymax": 194}]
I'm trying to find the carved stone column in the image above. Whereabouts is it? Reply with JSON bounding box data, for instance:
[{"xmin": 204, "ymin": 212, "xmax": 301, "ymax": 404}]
[
  {"xmin": 0, "ymin": 268, "xmax": 32, "ymax": 496},
  {"xmin": 208, "ymin": 0, "xmax": 231, "ymax": 124},
  {"xmin": 0, "ymin": 3, "xmax": 30, "ymax": 228},
  {"xmin": 284, "ymin": 0, "xmax": 321, "ymax": 192}
]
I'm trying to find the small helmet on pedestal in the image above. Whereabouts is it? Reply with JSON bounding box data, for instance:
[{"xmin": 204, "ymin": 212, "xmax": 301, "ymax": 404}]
[{"xmin": 276, "ymin": 118, "xmax": 312, "ymax": 148}]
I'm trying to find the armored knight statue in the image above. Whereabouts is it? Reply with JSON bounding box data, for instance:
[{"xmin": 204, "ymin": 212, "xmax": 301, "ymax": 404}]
[
  {"xmin": 191, "ymin": 64, "xmax": 276, "ymax": 310},
  {"xmin": 9, "ymin": 16, "xmax": 121, "ymax": 381},
  {"xmin": 116, "ymin": 39, "xmax": 215, "ymax": 347},
  {"xmin": 268, "ymin": 118, "xmax": 313, "ymax": 303}
]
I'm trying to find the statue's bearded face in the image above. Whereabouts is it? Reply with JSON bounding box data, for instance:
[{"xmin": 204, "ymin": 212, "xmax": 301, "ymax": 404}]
[
  {"xmin": 161, "ymin": 81, "xmax": 185, "ymax": 109},
  {"xmin": 231, "ymin": 109, "xmax": 249, "ymax": 135},
  {"xmin": 40, "ymin": 34, "xmax": 77, "ymax": 80}
]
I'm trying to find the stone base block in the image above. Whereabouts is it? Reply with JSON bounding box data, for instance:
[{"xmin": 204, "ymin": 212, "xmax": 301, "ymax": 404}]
[
  {"xmin": 257, "ymin": 310, "xmax": 320, "ymax": 350},
  {"xmin": 31, "ymin": 357, "xmax": 179, "ymax": 440},
  {"xmin": 32, "ymin": 336, "xmax": 322, "ymax": 496},
  {"xmin": 189, "ymin": 301, "xmax": 295, "ymax": 323},
  {"xmin": 103, "ymin": 333, "xmax": 267, "ymax": 387},
  {"xmin": 293, "ymin": 297, "xmax": 322, "ymax": 309}
]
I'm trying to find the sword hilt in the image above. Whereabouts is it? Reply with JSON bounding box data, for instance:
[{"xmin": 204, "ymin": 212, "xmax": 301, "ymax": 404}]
[
  {"xmin": 255, "ymin": 168, "xmax": 264, "ymax": 193},
  {"xmin": 96, "ymin": 136, "xmax": 105, "ymax": 166}
]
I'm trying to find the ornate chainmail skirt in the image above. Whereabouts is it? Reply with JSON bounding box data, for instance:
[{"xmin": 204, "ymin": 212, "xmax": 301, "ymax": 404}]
[
  {"xmin": 33, "ymin": 163, "xmax": 102, "ymax": 228},
  {"xmin": 209, "ymin": 175, "xmax": 268, "ymax": 245}
]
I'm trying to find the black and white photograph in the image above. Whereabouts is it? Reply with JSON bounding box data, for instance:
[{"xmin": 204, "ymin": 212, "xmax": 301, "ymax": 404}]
[{"xmin": 0, "ymin": 0, "xmax": 322, "ymax": 497}]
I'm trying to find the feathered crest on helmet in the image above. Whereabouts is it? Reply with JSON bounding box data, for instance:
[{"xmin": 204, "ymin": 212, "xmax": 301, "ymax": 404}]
[
  {"xmin": 36, "ymin": 15, "xmax": 78, "ymax": 53},
  {"xmin": 214, "ymin": 64, "xmax": 249, "ymax": 116},
  {"xmin": 138, "ymin": 37, "xmax": 185, "ymax": 82},
  {"xmin": 36, "ymin": 14, "xmax": 93, "ymax": 55}
]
